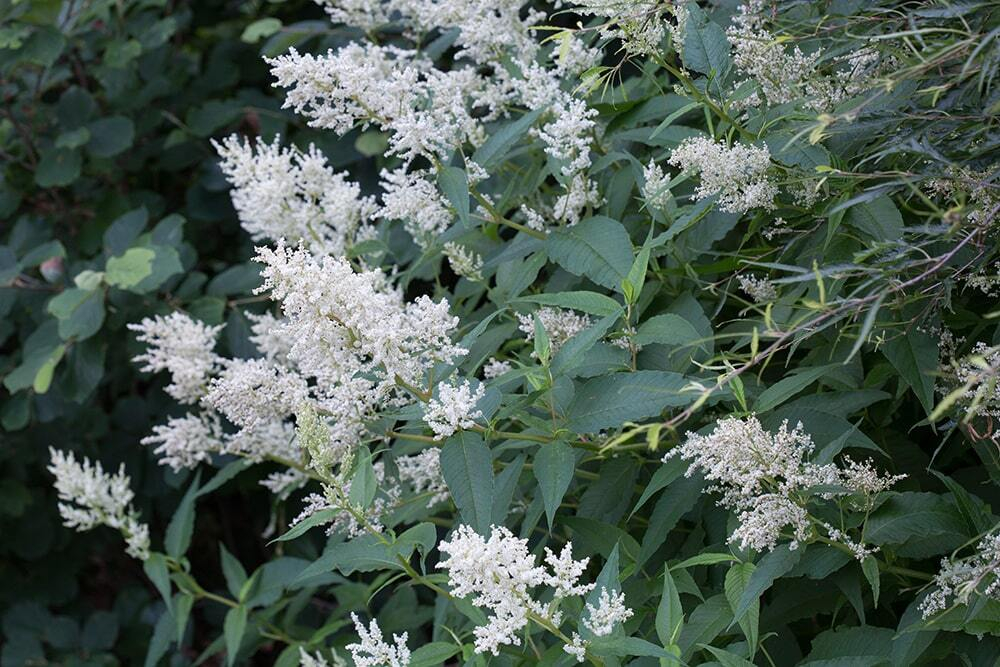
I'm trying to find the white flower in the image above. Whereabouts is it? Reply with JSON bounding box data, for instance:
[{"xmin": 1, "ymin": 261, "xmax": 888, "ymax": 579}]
[
  {"xmin": 564, "ymin": 633, "xmax": 588, "ymax": 663},
  {"xmin": 128, "ymin": 312, "xmax": 223, "ymax": 404},
  {"xmin": 423, "ymin": 379, "xmax": 486, "ymax": 440},
  {"xmin": 141, "ymin": 412, "xmax": 223, "ymax": 471},
  {"xmin": 346, "ymin": 613, "xmax": 411, "ymax": 667},
  {"xmin": 298, "ymin": 646, "xmax": 346, "ymax": 667},
  {"xmin": 48, "ymin": 449, "xmax": 150, "ymax": 560},
  {"xmin": 665, "ymin": 416, "xmax": 901, "ymax": 555},
  {"xmin": 379, "ymin": 167, "xmax": 452, "ymax": 245},
  {"xmin": 667, "ymin": 136, "xmax": 777, "ymax": 213},
  {"xmin": 213, "ymin": 135, "xmax": 376, "ymax": 256},
  {"xmin": 437, "ymin": 525, "xmax": 549, "ymax": 655},
  {"xmin": 254, "ymin": 241, "xmax": 467, "ymax": 459},
  {"xmin": 921, "ymin": 533, "xmax": 1000, "ymax": 618},
  {"xmin": 482, "ymin": 357, "xmax": 512, "ymax": 379},
  {"xmin": 553, "ymin": 175, "xmax": 603, "ymax": 226},
  {"xmin": 642, "ymin": 161, "xmax": 672, "ymax": 210},
  {"xmin": 544, "ymin": 543, "xmax": 594, "ymax": 598},
  {"xmin": 532, "ymin": 98, "xmax": 597, "ymax": 178},
  {"xmin": 396, "ymin": 449, "xmax": 449, "ymax": 507},
  {"xmin": 572, "ymin": 0, "xmax": 667, "ymax": 55},
  {"xmin": 737, "ymin": 274, "xmax": 778, "ymax": 302},
  {"xmin": 443, "ymin": 242, "xmax": 483, "ymax": 281},
  {"xmin": 517, "ymin": 307, "xmax": 593, "ymax": 355},
  {"xmin": 437, "ymin": 525, "xmax": 594, "ymax": 655},
  {"xmin": 583, "ymin": 587, "xmax": 634, "ymax": 637},
  {"xmin": 203, "ymin": 358, "xmax": 310, "ymax": 431}
]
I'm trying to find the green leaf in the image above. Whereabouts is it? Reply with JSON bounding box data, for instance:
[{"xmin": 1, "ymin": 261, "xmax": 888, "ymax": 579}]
[
  {"xmin": 866, "ymin": 492, "xmax": 966, "ymax": 549},
  {"xmin": 567, "ymin": 371, "xmax": 692, "ymax": 432},
  {"xmin": 725, "ymin": 562, "xmax": 759, "ymax": 655},
  {"xmin": 144, "ymin": 607, "xmax": 174, "ymax": 667},
  {"xmin": 87, "ymin": 116, "xmax": 135, "ymax": 158},
  {"xmin": 472, "ymin": 107, "xmax": 547, "ymax": 169},
  {"xmin": 634, "ymin": 314, "xmax": 706, "ymax": 351},
  {"xmin": 35, "ymin": 148, "xmax": 81, "ymax": 187},
  {"xmin": 491, "ymin": 454, "xmax": 525, "ymax": 526},
  {"xmin": 552, "ymin": 314, "xmax": 618, "ymax": 378},
  {"xmin": 754, "ymin": 364, "xmax": 836, "ymax": 413},
  {"xmin": 48, "ymin": 288, "xmax": 105, "ymax": 341},
  {"xmin": 548, "ymin": 216, "xmax": 633, "ymax": 290},
  {"xmin": 105, "ymin": 248, "xmax": 155, "ymax": 289},
  {"xmin": 241, "ymin": 18, "xmax": 282, "ymax": 43},
  {"xmin": 223, "ymin": 605, "xmax": 247, "ymax": 667},
  {"xmin": 270, "ymin": 509, "xmax": 339, "ymax": 545},
  {"xmin": 671, "ymin": 552, "xmax": 739, "ymax": 570},
  {"xmin": 348, "ymin": 446, "xmax": 378, "ymax": 510},
  {"xmin": 590, "ymin": 636, "xmax": 678, "ymax": 659},
  {"xmin": 440, "ymin": 432, "xmax": 494, "ymax": 535},
  {"xmin": 515, "ymin": 291, "xmax": 623, "ymax": 317},
  {"xmin": 31, "ymin": 344, "xmax": 65, "ymax": 394},
  {"xmin": 677, "ymin": 594, "xmax": 732, "ymax": 658},
  {"xmin": 801, "ymin": 626, "xmax": 893, "ymax": 665},
  {"xmin": 861, "ymin": 556, "xmax": 880, "ymax": 607},
  {"xmin": 437, "ymin": 166, "xmax": 471, "ymax": 228},
  {"xmin": 683, "ymin": 9, "xmax": 731, "ymax": 76},
  {"xmin": 165, "ymin": 472, "xmax": 201, "ymax": 558},
  {"xmin": 219, "ymin": 543, "xmax": 248, "ymax": 599},
  {"xmin": 882, "ymin": 329, "xmax": 938, "ymax": 414},
  {"xmin": 844, "ymin": 195, "xmax": 904, "ymax": 241},
  {"xmin": 104, "ymin": 207, "xmax": 148, "ymax": 255},
  {"xmin": 409, "ymin": 643, "xmax": 461, "ymax": 667},
  {"xmin": 733, "ymin": 545, "xmax": 801, "ymax": 622},
  {"xmin": 533, "ymin": 314, "xmax": 551, "ymax": 365},
  {"xmin": 622, "ymin": 243, "xmax": 650, "ymax": 305},
  {"xmin": 700, "ymin": 646, "xmax": 756, "ymax": 667},
  {"xmin": 631, "ymin": 456, "xmax": 687, "ymax": 518},
  {"xmin": 638, "ymin": 472, "xmax": 703, "ymax": 567},
  {"xmin": 143, "ymin": 553, "xmax": 173, "ymax": 615},
  {"xmin": 533, "ymin": 441, "xmax": 575, "ymax": 528},
  {"xmin": 657, "ymin": 565, "xmax": 684, "ymax": 646},
  {"xmin": 206, "ymin": 263, "xmax": 262, "ymax": 296}
]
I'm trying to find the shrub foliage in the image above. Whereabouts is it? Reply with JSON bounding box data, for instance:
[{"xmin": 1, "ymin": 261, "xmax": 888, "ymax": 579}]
[{"xmin": 4, "ymin": 0, "xmax": 1000, "ymax": 665}]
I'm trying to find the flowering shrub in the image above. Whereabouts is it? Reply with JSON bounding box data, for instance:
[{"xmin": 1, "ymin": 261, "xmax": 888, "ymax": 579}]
[{"xmin": 15, "ymin": 0, "xmax": 1000, "ymax": 664}]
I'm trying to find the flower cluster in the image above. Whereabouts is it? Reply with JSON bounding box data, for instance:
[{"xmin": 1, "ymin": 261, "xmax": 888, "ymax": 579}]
[
  {"xmin": 213, "ymin": 135, "xmax": 377, "ymax": 256},
  {"xmin": 127, "ymin": 312, "xmax": 222, "ymax": 404},
  {"xmin": 48, "ymin": 449, "xmax": 150, "ymax": 560},
  {"xmin": 518, "ymin": 307, "xmax": 593, "ymax": 356},
  {"xmin": 921, "ymin": 532, "xmax": 1000, "ymax": 618},
  {"xmin": 423, "ymin": 379, "xmax": 486, "ymax": 440},
  {"xmin": 667, "ymin": 137, "xmax": 777, "ymax": 213},
  {"xmin": 738, "ymin": 274, "xmax": 778, "ymax": 303},
  {"xmin": 436, "ymin": 524, "xmax": 619, "ymax": 657},
  {"xmin": 346, "ymin": 613, "xmax": 411, "ymax": 667},
  {"xmin": 665, "ymin": 416, "xmax": 904, "ymax": 555}
]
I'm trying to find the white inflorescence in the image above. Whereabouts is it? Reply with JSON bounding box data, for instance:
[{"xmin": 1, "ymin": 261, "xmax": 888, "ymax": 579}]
[
  {"xmin": 396, "ymin": 449, "xmax": 449, "ymax": 507},
  {"xmin": 572, "ymin": 0, "xmax": 669, "ymax": 55},
  {"xmin": 642, "ymin": 160, "xmax": 673, "ymax": 210},
  {"xmin": 423, "ymin": 379, "xmax": 486, "ymax": 440},
  {"xmin": 443, "ymin": 242, "xmax": 484, "ymax": 281},
  {"xmin": 482, "ymin": 357, "xmax": 513, "ymax": 379},
  {"xmin": 665, "ymin": 416, "xmax": 903, "ymax": 555},
  {"xmin": 921, "ymin": 533, "xmax": 1000, "ymax": 618},
  {"xmin": 437, "ymin": 525, "xmax": 604, "ymax": 656},
  {"xmin": 48, "ymin": 449, "xmax": 150, "ymax": 560},
  {"xmin": 667, "ymin": 136, "xmax": 777, "ymax": 214},
  {"xmin": 518, "ymin": 307, "xmax": 593, "ymax": 356},
  {"xmin": 738, "ymin": 274, "xmax": 779, "ymax": 303},
  {"xmin": 140, "ymin": 412, "xmax": 223, "ymax": 472},
  {"xmin": 254, "ymin": 240, "xmax": 466, "ymax": 458},
  {"xmin": 128, "ymin": 312, "xmax": 223, "ymax": 404},
  {"xmin": 203, "ymin": 357, "xmax": 310, "ymax": 431},
  {"xmin": 583, "ymin": 586, "xmax": 634, "ymax": 636},
  {"xmin": 298, "ymin": 646, "xmax": 347, "ymax": 667},
  {"xmin": 213, "ymin": 135, "xmax": 377, "ymax": 257},
  {"xmin": 345, "ymin": 613, "xmax": 411, "ymax": 667}
]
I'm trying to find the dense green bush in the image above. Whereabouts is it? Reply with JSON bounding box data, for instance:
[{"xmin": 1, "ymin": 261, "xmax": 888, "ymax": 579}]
[{"xmin": 5, "ymin": 0, "xmax": 1000, "ymax": 665}]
